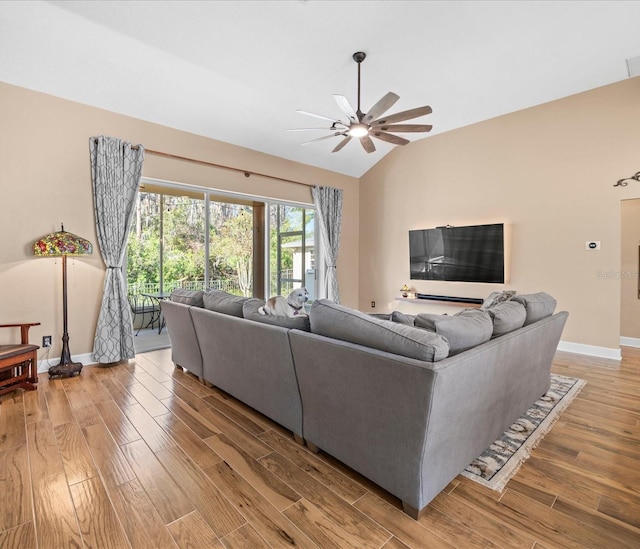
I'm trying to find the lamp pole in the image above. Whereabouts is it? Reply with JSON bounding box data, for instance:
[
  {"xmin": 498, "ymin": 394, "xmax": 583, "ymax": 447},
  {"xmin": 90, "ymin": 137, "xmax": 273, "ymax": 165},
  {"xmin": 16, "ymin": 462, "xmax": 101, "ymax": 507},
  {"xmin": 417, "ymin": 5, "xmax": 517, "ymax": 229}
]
[{"xmin": 57, "ymin": 254, "xmax": 80, "ymax": 368}]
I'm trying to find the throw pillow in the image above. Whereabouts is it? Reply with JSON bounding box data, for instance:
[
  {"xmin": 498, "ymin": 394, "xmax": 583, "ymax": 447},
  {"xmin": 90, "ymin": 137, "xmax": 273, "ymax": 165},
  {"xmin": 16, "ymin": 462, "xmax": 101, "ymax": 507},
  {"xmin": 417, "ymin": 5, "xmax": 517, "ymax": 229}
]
[
  {"xmin": 480, "ymin": 290, "xmax": 516, "ymax": 310},
  {"xmin": 390, "ymin": 311, "xmax": 416, "ymax": 326},
  {"xmin": 512, "ymin": 292, "xmax": 557, "ymax": 325},
  {"xmin": 368, "ymin": 313, "xmax": 392, "ymax": 321},
  {"xmin": 485, "ymin": 301, "xmax": 526, "ymax": 337},
  {"xmin": 414, "ymin": 308, "xmax": 493, "ymax": 355},
  {"xmin": 242, "ymin": 299, "xmax": 311, "ymax": 331},
  {"xmin": 170, "ymin": 289, "xmax": 204, "ymax": 307},
  {"xmin": 203, "ymin": 289, "xmax": 250, "ymax": 317},
  {"xmin": 309, "ymin": 299, "xmax": 449, "ymax": 362}
]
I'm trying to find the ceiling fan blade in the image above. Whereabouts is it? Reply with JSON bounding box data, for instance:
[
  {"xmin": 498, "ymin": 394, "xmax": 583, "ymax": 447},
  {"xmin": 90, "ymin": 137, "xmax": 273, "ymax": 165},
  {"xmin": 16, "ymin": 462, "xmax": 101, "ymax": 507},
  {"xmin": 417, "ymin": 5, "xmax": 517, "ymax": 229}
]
[
  {"xmin": 370, "ymin": 131, "xmax": 410, "ymax": 146},
  {"xmin": 334, "ymin": 95, "xmax": 359, "ymax": 123},
  {"xmin": 362, "ymin": 92, "xmax": 400, "ymax": 124},
  {"xmin": 373, "ymin": 124, "xmax": 433, "ymax": 133},
  {"xmin": 301, "ymin": 133, "xmax": 342, "ymax": 146},
  {"xmin": 296, "ymin": 109, "xmax": 341, "ymax": 123},
  {"xmin": 360, "ymin": 135, "xmax": 376, "ymax": 154},
  {"xmin": 287, "ymin": 127, "xmax": 335, "ymax": 132},
  {"xmin": 332, "ymin": 136, "xmax": 352, "ymax": 153},
  {"xmin": 372, "ymin": 105, "xmax": 432, "ymax": 126}
]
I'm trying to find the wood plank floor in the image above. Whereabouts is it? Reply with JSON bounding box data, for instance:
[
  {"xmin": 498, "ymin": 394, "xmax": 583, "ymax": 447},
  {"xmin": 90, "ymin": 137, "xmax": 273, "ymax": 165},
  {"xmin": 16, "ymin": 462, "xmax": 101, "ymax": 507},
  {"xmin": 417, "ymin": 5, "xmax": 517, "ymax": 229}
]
[{"xmin": 1, "ymin": 347, "xmax": 639, "ymax": 548}]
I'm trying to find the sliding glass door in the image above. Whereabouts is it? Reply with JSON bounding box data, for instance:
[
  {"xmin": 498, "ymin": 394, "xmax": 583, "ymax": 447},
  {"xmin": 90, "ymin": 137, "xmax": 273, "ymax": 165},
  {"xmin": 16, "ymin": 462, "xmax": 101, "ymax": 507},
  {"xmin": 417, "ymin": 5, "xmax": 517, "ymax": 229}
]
[{"xmin": 126, "ymin": 182, "xmax": 317, "ymax": 305}]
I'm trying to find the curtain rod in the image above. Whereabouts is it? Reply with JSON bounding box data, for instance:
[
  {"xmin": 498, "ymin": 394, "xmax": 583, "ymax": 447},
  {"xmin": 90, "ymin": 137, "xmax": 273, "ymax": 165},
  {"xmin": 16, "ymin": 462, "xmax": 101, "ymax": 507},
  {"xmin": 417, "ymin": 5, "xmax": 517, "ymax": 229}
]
[{"xmin": 127, "ymin": 145, "xmax": 315, "ymax": 188}]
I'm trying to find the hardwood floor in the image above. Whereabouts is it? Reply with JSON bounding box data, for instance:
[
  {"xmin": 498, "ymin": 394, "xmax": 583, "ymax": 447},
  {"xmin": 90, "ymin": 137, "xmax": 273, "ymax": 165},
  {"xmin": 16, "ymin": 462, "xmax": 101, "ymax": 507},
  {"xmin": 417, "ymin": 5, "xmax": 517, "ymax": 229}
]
[{"xmin": 1, "ymin": 347, "xmax": 639, "ymax": 548}]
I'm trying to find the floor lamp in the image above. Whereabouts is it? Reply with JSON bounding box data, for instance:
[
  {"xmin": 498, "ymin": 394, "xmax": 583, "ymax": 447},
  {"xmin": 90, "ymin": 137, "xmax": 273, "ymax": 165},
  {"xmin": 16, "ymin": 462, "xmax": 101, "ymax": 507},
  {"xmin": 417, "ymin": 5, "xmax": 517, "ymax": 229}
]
[{"xmin": 34, "ymin": 224, "xmax": 93, "ymax": 378}]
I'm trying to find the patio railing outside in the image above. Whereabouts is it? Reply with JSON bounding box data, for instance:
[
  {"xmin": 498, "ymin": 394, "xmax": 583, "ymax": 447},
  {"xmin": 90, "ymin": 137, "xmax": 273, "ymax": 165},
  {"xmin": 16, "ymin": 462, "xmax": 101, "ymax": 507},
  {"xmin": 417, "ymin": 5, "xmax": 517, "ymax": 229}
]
[
  {"xmin": 127, "ymin": 279, "xmax": 246, "ymax": 297},
  {"xmin": 129, "ymin": 267, "xmax": 305, "ymax": 300}
]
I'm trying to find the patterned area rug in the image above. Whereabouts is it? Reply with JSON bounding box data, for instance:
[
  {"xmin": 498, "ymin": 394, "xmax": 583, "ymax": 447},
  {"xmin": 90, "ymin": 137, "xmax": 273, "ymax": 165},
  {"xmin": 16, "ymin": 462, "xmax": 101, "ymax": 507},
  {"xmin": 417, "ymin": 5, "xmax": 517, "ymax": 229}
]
[{"xmin": 462, "ymin": 374, "xmax": 586, "ymax": 491}]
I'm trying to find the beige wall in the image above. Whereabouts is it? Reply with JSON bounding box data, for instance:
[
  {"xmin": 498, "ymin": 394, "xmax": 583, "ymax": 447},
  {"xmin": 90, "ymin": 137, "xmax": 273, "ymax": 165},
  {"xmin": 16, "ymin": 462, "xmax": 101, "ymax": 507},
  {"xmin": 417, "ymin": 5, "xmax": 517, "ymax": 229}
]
[
  {"xmin": 360, "ymin": 77, "xmax": 640, "ymax": 352},
  {"xmin": 4, "ymin": 76, "xmax": 639, "ymax": 359},
  {"xmin": 621, "ymin": 199, "xmax": 640, "ymax": 339},
  {"xmin": 0, "ymin": 82, "xmax": 359, "ymax": 360}
]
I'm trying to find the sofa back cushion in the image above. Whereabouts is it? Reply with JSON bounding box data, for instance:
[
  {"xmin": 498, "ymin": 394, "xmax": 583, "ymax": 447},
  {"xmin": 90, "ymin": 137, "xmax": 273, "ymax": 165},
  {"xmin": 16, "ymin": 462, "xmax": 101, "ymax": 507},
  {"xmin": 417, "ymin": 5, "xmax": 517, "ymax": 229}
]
[
  {"xmin": 512, "ymin": 292, "xmax": 557, "ymax": 326},
  {"xmin": 309, "ymin": 299, "xmax": 449, "ymax": 362},
  {"xmin": 170, "ymin": 289, "xmax": 204, "ymax": 307},
  {"xmin": 485, "ymin": 301, "xmax": 527, "ymax": 337},
  {"xmin": 203, "ymin": 290, "xmax": 250, "ymax": 317},
  {"xmin": 242, "ymin": 299, "xmax": 311, "ymax": 331},
  {"xmin": 414, "ymin": 308, "xmax": 493, "ymax": 355}
]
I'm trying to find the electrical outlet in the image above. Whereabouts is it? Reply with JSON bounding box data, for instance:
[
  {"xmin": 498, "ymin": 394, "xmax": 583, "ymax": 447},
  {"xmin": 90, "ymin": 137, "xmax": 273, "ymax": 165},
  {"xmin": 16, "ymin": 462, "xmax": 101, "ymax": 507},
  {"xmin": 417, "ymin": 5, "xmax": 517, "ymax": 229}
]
[
  {"xmin": 371, "ymin": 301, "xmax": 376, "ymax": 308},
  {"xmin": 42, "ymin": 335, "xmax": 52, "ymax": 348}
]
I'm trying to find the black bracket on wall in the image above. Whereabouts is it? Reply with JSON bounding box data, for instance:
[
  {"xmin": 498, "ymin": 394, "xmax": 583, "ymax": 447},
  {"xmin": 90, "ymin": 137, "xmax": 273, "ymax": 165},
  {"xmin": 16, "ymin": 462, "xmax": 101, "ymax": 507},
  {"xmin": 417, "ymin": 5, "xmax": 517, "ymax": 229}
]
[{"xmin": 614, "ymin": 172, "xmax": 640, "ymax": 187}]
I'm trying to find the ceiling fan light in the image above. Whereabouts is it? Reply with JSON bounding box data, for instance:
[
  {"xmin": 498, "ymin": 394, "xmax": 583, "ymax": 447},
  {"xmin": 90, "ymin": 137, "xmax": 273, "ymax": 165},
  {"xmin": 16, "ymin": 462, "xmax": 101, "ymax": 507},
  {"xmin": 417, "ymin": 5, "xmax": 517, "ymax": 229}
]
[{"xmin": 348, "ymin": 123, "xmax": 369, "ymax": 137}]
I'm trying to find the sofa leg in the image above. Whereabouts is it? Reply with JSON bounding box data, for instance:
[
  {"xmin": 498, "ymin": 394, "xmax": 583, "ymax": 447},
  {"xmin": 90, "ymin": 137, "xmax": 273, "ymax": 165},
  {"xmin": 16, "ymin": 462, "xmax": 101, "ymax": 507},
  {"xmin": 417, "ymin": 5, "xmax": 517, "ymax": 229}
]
[
  {"xmin": 293, "ymin": 433, "xmax": 305, "ymax": 446},
  {"xmin": 402, "ymin": 501, "xmax": 423, "ymax": 520},
  {"xmin": 306, "ymin": 441, "xmax": 320, "ymax": 453},
  {"xmin": 174, "ymin": 364, "xmax": 183, "ymax": 371}
]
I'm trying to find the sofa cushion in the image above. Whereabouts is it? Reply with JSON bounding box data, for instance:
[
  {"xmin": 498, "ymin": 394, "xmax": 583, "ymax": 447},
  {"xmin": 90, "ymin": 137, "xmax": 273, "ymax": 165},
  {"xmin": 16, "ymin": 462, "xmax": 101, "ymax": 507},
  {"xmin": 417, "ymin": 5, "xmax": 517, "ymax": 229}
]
[
  {"xmin": 170, "ymin": 289, "xmax": 204, "ymax": 307},
  {"xmin": 414, "ymin": 308, "xmax": 493, "ymax": 355},
  {"xmin": 512, "ymin": 292, "xmax": 557, "ymax": 325},
  {"xmin": 480, "ymin": 290, "xmax": 516, "ymax": 310},
  {"xmin": 242, "ymin": 298, "xmax": 311, "ymax": 331},
  {"xmin": 485, "ymin": 301, "xmax": 527, "ymax": 337},
  {"xmin": 390, "ymin": 311, "xmax": 416, "ymax": 326},
  {"xmin": 309, "ymin": 299, "xmax": 449, "ymax": 362},
  {"xmin": 203, "ymin": 290, "xmax": 250, "ymax": 317}
]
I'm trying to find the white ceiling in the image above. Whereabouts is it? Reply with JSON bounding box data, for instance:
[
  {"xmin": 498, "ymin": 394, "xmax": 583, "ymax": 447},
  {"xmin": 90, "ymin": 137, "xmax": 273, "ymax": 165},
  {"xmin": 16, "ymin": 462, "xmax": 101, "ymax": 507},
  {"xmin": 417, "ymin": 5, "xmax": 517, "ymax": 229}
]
[{"xmin": 1, "ymin": 1, "xmax": 639, "ymax": 178}]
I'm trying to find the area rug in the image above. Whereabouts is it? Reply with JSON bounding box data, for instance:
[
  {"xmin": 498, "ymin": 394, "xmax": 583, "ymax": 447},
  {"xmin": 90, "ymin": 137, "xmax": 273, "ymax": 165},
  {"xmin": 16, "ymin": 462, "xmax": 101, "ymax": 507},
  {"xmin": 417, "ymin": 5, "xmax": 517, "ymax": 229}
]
[{"xmin": 461, "ymin": 373, "xmax": 586, "ymax": 491}]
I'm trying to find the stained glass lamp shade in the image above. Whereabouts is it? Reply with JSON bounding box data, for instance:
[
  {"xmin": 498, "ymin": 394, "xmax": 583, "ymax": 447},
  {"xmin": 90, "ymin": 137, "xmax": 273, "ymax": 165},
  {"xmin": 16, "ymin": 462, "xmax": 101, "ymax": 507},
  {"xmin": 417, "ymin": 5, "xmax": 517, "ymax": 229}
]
[{"xmin": 34, "ymin": 224, "xmax": 93, "ymax": 375}]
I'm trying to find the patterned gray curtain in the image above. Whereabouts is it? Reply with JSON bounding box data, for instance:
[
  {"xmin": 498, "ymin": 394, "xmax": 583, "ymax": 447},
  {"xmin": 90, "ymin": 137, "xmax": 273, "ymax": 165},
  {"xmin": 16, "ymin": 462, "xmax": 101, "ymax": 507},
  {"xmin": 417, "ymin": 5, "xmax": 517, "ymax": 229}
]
[
  {"xmin": 312, "ymin": 185, "xmax": 343, "ymax": 303},
  {"xmin": 90, "ymin": 136, "xmax": 144, "ymax": 363}
]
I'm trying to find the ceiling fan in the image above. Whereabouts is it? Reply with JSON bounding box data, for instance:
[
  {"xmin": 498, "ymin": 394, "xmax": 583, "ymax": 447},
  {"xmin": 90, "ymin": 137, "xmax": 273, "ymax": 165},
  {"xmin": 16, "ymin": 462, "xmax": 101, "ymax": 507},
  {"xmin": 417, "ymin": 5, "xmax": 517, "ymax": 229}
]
[{"xmin": 289, "ymin": 51, "xmax": 432, "ymax": 154}]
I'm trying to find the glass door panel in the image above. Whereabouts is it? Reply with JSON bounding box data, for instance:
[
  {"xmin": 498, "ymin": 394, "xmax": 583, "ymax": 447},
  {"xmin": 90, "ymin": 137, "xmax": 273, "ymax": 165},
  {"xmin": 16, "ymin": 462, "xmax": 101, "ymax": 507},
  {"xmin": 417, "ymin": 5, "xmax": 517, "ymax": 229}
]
[
  {"xmin": 161, "ymin": 193, "xmax": 206, "ymax": 293},
  {"xmin": 208, "ymin": 201, "xmax": 253, "ymax": 296},
  {"xmin": 269, "ymin": 204, "xmax": 316, "ymax": 301}
]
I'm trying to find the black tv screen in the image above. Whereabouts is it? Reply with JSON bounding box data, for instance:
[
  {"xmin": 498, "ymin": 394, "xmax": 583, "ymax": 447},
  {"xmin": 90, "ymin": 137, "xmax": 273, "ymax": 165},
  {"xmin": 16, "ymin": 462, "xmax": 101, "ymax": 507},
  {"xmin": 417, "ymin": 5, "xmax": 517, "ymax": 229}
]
[{"xmin": 409, "ymin": 223, "xmax": 504, "ymax": 283}]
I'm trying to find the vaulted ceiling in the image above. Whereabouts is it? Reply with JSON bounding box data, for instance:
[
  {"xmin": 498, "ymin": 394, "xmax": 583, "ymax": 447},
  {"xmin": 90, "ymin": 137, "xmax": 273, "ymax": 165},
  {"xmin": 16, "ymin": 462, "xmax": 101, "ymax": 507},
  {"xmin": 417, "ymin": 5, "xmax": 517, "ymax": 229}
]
[{"xmin": 1, "ymin": 1, "xmax": 639, "ymax": 178}]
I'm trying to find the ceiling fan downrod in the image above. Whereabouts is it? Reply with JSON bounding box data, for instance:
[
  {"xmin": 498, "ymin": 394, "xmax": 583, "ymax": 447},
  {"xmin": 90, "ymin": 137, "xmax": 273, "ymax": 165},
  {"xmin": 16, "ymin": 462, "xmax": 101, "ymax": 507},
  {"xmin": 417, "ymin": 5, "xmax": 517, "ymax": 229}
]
[{"xmin": 353, "ymin": 51, "xmax": 366, "ymax": 120}]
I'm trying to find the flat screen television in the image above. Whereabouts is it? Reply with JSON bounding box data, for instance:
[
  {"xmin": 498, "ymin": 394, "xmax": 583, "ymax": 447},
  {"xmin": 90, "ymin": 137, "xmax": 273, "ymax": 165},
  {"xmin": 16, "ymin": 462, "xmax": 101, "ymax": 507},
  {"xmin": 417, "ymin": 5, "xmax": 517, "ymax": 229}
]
[{"xmin": 409, "ymin": 223, "xmax": 504, "ymax": 283}]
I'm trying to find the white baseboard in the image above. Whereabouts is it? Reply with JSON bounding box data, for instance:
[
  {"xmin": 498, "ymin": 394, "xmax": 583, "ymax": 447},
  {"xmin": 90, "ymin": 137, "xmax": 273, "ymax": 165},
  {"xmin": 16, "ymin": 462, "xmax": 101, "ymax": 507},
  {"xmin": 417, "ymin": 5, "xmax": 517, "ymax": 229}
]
[
  {"xmin": 620, "ymin": 336, "xmax": 640, "ymax": 348},
  {"xmin": 557, "ymin": 340, "xmax": 621, "ymax": 361},
  {"xmin": 37, "ymin": 352, "xmax": 94, "ymax": 374}
]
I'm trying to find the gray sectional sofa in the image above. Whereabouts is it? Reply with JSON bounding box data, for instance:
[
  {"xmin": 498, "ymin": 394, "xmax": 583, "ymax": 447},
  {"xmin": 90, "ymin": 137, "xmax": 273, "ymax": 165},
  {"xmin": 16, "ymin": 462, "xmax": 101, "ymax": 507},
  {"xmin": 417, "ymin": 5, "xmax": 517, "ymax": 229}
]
[{"xmin": 161, "ymin": 289, "xmax": 567, "ymax": 519}]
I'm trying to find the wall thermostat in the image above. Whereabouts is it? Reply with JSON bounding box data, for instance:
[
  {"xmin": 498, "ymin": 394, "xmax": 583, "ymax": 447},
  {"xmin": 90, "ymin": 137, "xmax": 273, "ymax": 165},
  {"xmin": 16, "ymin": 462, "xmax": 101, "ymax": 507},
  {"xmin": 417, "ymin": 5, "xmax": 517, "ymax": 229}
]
[{"xmin": 585, "ymin": 241, "xmax": 601, "ymax": 250}]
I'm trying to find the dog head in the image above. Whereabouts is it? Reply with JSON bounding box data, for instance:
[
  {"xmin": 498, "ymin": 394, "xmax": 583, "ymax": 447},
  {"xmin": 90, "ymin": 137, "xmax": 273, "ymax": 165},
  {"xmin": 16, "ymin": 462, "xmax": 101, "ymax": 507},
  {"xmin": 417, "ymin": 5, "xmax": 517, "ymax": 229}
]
[{"xmin": 287, "ymin": 287, "xmax": 309, "ymax": 309}]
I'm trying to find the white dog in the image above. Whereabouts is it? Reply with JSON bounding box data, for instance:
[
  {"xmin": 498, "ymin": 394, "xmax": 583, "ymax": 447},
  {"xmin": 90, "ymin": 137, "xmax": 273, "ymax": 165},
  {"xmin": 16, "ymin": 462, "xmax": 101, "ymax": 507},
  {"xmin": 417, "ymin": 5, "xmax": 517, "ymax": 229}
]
[{"xmin": 258, "ymin": 288, "xmax": 309, "ymax": 317}]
